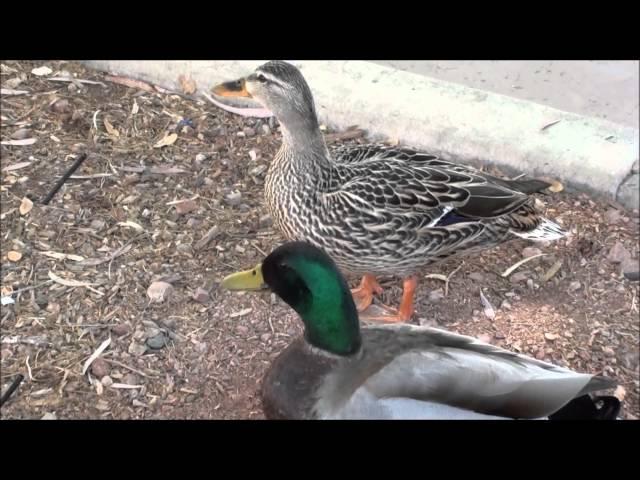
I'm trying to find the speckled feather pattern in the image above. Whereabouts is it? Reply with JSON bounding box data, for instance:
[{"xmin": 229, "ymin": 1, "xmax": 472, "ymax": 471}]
[{"xmin": 265, "ymin": 142, "xmax": 558, "ymax": 278}]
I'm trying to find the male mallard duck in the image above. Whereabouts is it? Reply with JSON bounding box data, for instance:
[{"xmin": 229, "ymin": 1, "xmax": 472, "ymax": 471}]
[
  {"xmin": 213, "ymin": 61, "xmax": 566, "ymax": 323},
  {"xmin": 222, "ymin": 241, "xmax": 619, "ymax": 420}
]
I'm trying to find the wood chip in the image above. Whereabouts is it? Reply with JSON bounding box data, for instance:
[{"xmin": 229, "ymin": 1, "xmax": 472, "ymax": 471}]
[
  {"xmin": 542, "ymin": 260, "xmax": 563, "ymax": 282},
  {"xmin": 1, "ymin": 88, "xmax": 29, "ymax": 96},
  {"xmin": 19, "ymin": 197, "xmax": 33, "ymax": 215},
  {"xmin": 110, "ymin": 383, "xmax": 144, "ymax": 389},
  {"xmin": 39, "ymin": 251, "xmax": 84, "ymax": 262},
  {"xmin": 31, "ymin": 66, "xmax": 52, "ymax": 76},
  {"xmin": 178, "ymin": 74, "xmax": 197, "ymax": 95},
  {"xmin": 195, "ymin": 225, "xmax": 221, "ymax": 250},
  {"xmin": 230, "ymin": 308, "xmax": 252, "ymax": 318},
  {"xmin": 153, "ymin": 133, "xmax": 178, "ymax": 148},
  {"xmin": 116, "ymin": 221, "xmax": 144, "ymax": 232},
  {"xmin": 147, "ymin": 281, "xmax": 173, "ymax": 303},
  {"xmin": 2, "ymin": 161, "xmax": 32, "ymax": 172},
  {"xmin": 7, "ymin": 251, "xmax": 22, "ymax": 262},
  {"xmin": 1, "ymin": 138, "xmax": 37, "ymax": 146},
  {"xmin": 104, "ymin": 118, "xmax": 120, "ymax": 137}
]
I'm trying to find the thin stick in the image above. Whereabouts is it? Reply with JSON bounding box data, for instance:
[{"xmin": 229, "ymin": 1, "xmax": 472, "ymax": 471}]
[
  {"xmin": 41, "ymin": 153, "xmax": 89, "ymax": 205},
  {"xmin": 102, "ymin": 358, "xmax": 153, "ymax": 378},
  {"xmin": 0, "ymin": 374, "xmax": 24, "ymax": 407},
  {"xmin": 5, "ymin": 280, "xmax": 54, "ymax": 296},
  {"xmin": 25, "ymin": 356, "xmax": 33, "ymax": 381}
]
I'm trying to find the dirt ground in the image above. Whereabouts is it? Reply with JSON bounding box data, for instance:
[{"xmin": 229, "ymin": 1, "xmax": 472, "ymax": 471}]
[{"xmin": 1, "ymin": 60, "xmax": 639, "ymax": 420}]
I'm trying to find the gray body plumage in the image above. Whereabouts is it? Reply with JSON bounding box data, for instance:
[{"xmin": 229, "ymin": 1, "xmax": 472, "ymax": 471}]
[{"xmin": 262, "ymin": 325, "xmax": 615, "ymax": 420}]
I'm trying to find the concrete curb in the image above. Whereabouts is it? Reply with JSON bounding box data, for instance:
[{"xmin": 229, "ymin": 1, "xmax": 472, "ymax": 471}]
[{"xmin": 82, "ymin": 60, "xmax": 639, "ymax": 210}]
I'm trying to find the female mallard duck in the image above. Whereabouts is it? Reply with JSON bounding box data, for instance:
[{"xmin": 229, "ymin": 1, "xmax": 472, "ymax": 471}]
[
  {"xmin": 213, "ymin": 61, "xmax": 566, "ymax": 323},
  {"xmin": 222, "ymin": 242, "xmax": 619, "ymax": 420}
]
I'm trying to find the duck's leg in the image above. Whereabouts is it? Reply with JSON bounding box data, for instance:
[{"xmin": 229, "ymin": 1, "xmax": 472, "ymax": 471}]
[
  {"xmin": 350, "ymin": 274, "xmax": 384, "ymax": 312},
  {"xmin": 359, "ymin": 276, "xmax": 417, "ymax": 323}
]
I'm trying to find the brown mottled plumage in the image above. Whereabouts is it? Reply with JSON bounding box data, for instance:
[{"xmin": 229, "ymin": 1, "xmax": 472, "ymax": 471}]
[{"xmin": 213, "ymin": 61, "xmax": 566, "ymax": 322}]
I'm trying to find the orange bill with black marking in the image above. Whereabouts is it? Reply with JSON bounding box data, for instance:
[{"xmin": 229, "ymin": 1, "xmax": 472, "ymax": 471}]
[{"xmin": 212, "ymin": 78, "xmax": 251, "ymax": 98}]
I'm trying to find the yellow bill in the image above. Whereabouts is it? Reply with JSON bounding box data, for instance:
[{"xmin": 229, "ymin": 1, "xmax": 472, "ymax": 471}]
[{"xmin": 221, "ymin": 264, "xmax": 265, "ymax": 290}]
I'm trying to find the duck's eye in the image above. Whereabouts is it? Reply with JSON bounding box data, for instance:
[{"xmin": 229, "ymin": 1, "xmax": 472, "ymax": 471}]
[
  {"xmin": 256, "ymin": 73, "xmax": 267, "ymax": 83},
  {"xmin": 252, "ymin": 270, "xmax": 257, "ymax": 276}
]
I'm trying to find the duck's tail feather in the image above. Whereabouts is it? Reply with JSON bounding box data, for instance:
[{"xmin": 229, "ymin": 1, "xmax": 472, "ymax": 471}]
[
  {"xmin": 549, "ymin": 395, "xmax": 621, "ymax": 420},
  {"xmin": 512, "ymin": 217, "xmax": 567, "ymax": 241}
]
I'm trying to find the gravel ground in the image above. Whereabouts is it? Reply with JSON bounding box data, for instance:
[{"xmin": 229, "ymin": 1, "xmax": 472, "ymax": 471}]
[{"xmin": 1, "ymin": 61, "xmax": 638, "ymax": 419}]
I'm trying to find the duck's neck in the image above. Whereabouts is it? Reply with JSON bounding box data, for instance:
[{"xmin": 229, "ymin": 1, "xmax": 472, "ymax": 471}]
[{"xmin": 279, "ymin": 115, "xmax": 331, "ymax": 169}]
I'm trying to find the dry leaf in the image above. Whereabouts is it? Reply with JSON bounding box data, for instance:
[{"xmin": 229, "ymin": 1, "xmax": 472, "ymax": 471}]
[
  {"xmin": 153, "ymin": 132, "xmax": 178, "ymax": 148},
  {"xmin": 31, "ymin": 66, "xmax": 53, "ymax": 76},
  {"xmin": 544, "ymin": 332, "xmax": 559, "ymax": 341},
  {"xmin": 174, "ymin": 199, "xmax": 198, "ymax": 215},
  {"xmin": 147, "ymin": 281, "xmax": 174, "ymax": 303},
  {"xmin": 19, "ymin": 197, "xmax": 33, "ymax": 215},
  {"xmin": 2, "ymin": 161, "xmax": 32, "ymax": 172},
  {"xmin": 178, "ymin": 74, "xmax": 197, "ymax": 95},
  {"xmin": 1, "ymin": 138, "xmax": 37, "ymax": 146},
  {"xmin": 7, "ymin": 251, "xmax": 22, "ymax": 262},
  {"xmin": 104, "ymin": 118, "xmax": 120, "ymax": 137},
  {"xmin": 131, "ymin": 99, "xmax": 139, "ymax": 115}
]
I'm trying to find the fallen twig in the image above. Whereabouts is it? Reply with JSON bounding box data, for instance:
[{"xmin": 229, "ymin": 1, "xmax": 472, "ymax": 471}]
[
  {"xmin": 501, "ymin": 253, "xmax": 547, "ymax": 278},
  {"xmin": 541, "ymin": 119, "xmax": 562, "ymax": 131},
  {"xmin": 104, "ymin": 75, "xmax": 155, "ymax": 92},
  {"xmin": 0, "ymin": 374, "xmax": 24, "ymax": 407},
  {"xmin": 78, "ymin": 243, "xmax": 133, "ymax": 268},
  {"xmin": 425, "ymin": 263, "xmax": 463, "ymax": 296},
  {"xmin": 324, "ymin": 128, "xmax": 366, "ymax": 143},
  {"xmin": 1, "ymin": 335, "xmax": 51, "ymax": 348},
  {"xmin": 102, "ymin": 358, "xmax": 154, "ymax": 378},
  {"xmin": 1, "ymin": 88, "xmax": 29, "ymax": 96},
  {"xmin": 2, "ymin": 280, "xmax": 54, "ymax": 297},
  {"xmin": 48, "ymin": 77, "xmax": 106, "ymax": 87},
  {"xmin": 195, "ymin": 225, "xmax": 221, "ymax": 250},
  {"xmin": 41, "ymin": 153, "xmax": 88, "ymax": 205},
  {"xmin": 48, "ymin": 271, "xmax": 104, "ymax": 296},
  {"xmin": 82, "ymin": 337, "xmax": 112, "ymax": 375}
]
